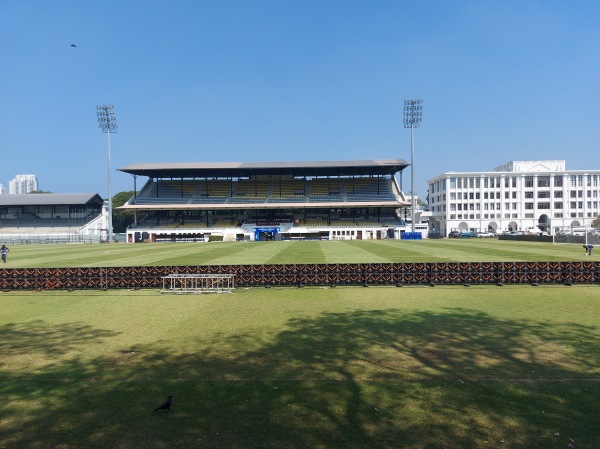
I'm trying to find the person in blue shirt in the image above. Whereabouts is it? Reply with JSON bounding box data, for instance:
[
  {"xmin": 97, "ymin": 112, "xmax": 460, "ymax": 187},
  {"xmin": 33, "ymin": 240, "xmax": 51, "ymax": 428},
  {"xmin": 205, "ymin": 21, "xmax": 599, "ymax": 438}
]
[
  {"xmin": 1, "ymin": 244, "xmax": 8, "ymax": 263},
  {"xmin": 583, "ymin": 244, "xmax": 593, "ymax": 256}
]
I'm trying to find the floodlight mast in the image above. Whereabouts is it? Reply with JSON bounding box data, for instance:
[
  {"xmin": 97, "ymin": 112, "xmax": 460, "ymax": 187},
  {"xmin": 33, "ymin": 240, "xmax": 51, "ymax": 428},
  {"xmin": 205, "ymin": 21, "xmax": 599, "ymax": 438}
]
[
  {"xmin": 96, "ymin": 105, "xmax": 118, "ymax": 243},
  {"xmin": 403, "ymin": 99, "xmax": 422, "ymax": 234}
]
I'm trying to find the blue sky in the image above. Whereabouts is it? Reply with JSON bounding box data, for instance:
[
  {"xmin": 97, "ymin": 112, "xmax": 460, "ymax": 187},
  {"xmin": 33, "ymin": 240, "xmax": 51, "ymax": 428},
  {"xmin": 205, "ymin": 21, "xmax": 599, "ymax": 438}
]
[{"xmin": 0, "ymin": 0, "xmax": 598, "ymax": 199}]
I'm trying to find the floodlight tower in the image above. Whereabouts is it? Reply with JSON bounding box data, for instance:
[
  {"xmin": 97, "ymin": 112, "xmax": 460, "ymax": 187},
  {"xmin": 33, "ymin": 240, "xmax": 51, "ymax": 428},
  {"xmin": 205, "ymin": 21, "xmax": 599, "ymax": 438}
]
[
  {"xmin": 96, "ymin": 105, "xmax": 118, "ymax": 243},
  {"xmin": 403, "ymin": 99, "xmax": 422, "ymax": 233}
]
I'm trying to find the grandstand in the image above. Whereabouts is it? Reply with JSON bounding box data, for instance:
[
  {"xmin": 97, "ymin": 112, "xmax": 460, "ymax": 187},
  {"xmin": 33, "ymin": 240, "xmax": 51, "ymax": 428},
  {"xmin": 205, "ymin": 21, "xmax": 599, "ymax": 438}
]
[
  {"xmin": 118, "ymin": 159, "xmax": 426, "ymax": 242},
  {"xmin": 0, "ymin": 193, "xmax": 107, "ymax": 243}
]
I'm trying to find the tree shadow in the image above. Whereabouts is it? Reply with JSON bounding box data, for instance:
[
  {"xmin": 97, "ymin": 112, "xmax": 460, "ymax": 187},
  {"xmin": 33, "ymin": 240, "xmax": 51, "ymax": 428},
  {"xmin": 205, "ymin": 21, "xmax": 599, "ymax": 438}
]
[{"xmin": 1, "ymin": 309, "xmax": 599, "ymax": 448}]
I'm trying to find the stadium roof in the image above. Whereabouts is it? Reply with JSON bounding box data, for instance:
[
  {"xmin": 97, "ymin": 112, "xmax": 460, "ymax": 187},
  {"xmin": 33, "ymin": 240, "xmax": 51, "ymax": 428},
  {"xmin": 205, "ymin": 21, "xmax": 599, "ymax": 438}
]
[
  {"xmin": 0, "ymin": 193, "xmax": 104, "ymax": 207},
  {"xmin": 119, "ymin": 159, "xmax": 409, "ymax": 178}
]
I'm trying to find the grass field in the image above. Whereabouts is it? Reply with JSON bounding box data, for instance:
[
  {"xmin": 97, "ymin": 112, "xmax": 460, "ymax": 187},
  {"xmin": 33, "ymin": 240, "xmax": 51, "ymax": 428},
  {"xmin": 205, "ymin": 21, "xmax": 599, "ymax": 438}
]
[
  {"xmin": 0, "ymin": 238, "xmax": 593, "ymax": 267},
  {"xmin": 1, "ymin": 286, "xmax": 599, "ymax": 449},
  {"xmin": 1, "ymin": 240, "xmax": 599, "ymax": 448}
]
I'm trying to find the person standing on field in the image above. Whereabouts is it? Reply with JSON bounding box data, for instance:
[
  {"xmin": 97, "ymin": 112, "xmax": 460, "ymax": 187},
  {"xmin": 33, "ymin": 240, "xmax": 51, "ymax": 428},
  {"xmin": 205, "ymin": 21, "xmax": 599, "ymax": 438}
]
[{"xmin": 1, "ymin": 244, "xmax": 9, "ymax": 263}]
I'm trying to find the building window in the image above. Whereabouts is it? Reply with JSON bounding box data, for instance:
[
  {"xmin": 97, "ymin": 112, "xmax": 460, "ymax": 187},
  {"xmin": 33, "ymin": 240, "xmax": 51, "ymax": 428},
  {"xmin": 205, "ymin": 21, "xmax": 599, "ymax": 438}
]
[
  {"xmin": 525, "ymin": 192, "xmax": 534, "ymax": 199},
  {"xmin": 476, "ymin": 178, "xmax": 480, "ymax": 188},
  {"xmin": 457, "ymin": 178, "xmax": 462, "ymax": 189},
  {"xmin": 525, "ymin": 203, "xmax": 534, "ymax": 210},
  {"xmin": 554, "ymin": 176, "xmax": 563, "ymax": 187},
  {"xmin": 538, "ymin": 176, "xmax": 550, "ymax": 187},
  {"xmin": 554, "ymin": 191, "xmax": 563, "ymax": 198},
  {"xmin": 512, "ymin": 177, "xmax": 517, "ymax": 188},
  {"xmin": 525, "ymin": 176, "xmax": 534, "ymax": 188},
  {"xmin": 450, "ymin": 177, "xmax": 456, "ymax": 188},
  {"xmin": 537, "ymin": 203, "xmax": 550, "ymax": 210},
  {"xmin": 554, "ymin": 202, "xmax": 563, "ymax": 209},
  {"xmin": 537, "ymin": 191, "xmax": 550, "ymax": 199},
  {"xmin": 570, "ymin": 176, "xmax": 577, "ymax": 187},
  {"xmin": 571, "ymin": 202, "xmax": 577, "ymax": 208}
]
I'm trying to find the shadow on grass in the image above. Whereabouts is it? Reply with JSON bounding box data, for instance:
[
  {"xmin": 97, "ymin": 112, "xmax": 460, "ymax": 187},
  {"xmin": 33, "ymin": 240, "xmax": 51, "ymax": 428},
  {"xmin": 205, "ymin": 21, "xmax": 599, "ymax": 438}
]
[{"xmin": 1, "ymin": 310, "xmax": 599, "ymax": 449}]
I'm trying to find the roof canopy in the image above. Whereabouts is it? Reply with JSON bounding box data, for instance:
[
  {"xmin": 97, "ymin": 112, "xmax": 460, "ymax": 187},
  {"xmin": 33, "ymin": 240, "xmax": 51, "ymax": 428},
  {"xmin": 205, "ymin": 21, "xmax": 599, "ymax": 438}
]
[
  {"xmin": 119, "ymin": 159, "xmax": 409, "ymax": 179},
  {"xmin": 0, "ymin": 193, "xmax": 104, "ymax": 207}
]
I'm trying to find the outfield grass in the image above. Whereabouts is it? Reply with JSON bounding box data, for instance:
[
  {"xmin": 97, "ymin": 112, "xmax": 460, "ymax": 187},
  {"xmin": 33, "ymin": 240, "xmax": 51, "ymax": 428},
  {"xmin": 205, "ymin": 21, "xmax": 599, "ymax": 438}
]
[
  {"xmin": 0, "ymin": 239, "xmax": 592, "ymax": 268},
  {"xmin": 1, "ymin": 285, "xmax": 599, "ymax": 449}
]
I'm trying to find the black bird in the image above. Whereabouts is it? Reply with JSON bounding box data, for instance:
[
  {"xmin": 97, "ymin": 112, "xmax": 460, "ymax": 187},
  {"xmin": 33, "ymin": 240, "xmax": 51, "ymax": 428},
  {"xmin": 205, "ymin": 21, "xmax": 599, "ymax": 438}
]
[
  {"xmin": 70, "ymin": 44, "xmax": 77, "ymax": 48},
  {"xmin": 153, "ymin": 395, "xmax": 172, "ymax": 413}
]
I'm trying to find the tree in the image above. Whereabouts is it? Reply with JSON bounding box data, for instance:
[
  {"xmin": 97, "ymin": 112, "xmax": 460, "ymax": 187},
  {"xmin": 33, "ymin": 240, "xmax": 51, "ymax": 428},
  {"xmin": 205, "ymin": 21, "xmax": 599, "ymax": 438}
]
[
  {"xmin": 111, "ymin": 191, "xmax": 147, "ymax": 233},
  {"xmin": 592, "ymin": 215, "xmax": 600, "ymax": 229}
]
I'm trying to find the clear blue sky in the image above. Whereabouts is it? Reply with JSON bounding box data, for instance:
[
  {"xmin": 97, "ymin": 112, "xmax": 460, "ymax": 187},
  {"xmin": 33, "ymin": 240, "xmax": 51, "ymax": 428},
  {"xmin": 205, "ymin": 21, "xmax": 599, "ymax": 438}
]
[{"xmin": 1, "ymin": 0, "xmax": 598, "ymax": 199}]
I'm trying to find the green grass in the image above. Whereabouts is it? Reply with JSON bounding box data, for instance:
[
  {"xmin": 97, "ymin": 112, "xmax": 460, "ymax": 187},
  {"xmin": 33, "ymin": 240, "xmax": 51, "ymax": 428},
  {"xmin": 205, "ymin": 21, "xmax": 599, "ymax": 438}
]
[
  {"xmin": 1, "ymin": 241, "xmax": 598, "ymax": 448},
  {"xmin": 1, "ymin": 285, "xmax": 600, "ymax": 449},
  {"xmin": 1, "ymin": 239, "xmax": 592, "ymax": 267}
]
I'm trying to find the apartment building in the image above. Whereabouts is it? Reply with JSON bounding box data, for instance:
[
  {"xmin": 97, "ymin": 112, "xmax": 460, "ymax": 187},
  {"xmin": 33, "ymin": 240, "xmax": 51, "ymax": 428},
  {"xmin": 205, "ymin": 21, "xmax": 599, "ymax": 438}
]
[
  {"xmin": 427, "ymin": 161, "xmax": 600, "ymax": 236},
  {"xmin": 8, "ymin": 174, "xmax": 38, "ymax": 194}
]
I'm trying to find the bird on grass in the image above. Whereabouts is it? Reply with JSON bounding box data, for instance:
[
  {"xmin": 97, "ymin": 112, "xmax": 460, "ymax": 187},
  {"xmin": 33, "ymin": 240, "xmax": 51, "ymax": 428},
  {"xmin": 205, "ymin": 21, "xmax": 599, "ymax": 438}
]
[{"xmin": 153, "ymin": 395, "xmax": 172, "ymax": 413}]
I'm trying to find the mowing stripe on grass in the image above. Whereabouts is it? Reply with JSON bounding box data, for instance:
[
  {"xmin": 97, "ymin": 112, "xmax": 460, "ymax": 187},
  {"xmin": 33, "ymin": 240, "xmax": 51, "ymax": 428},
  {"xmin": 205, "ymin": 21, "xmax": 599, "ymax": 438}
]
[{"xmin": 0, "ymin": 239, "xmax": 591, "ymax": 268}]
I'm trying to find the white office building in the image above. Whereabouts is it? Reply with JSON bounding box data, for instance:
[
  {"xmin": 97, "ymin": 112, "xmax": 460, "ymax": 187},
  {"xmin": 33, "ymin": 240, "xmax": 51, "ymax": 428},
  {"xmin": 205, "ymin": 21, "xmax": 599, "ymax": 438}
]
[
  {"xmin": 427, "ymin": 160, "xmax": 600, "ymax": 236},
  {"xmin": 8, "ymin": 174, "xmax": 38, "ymax": 194}
]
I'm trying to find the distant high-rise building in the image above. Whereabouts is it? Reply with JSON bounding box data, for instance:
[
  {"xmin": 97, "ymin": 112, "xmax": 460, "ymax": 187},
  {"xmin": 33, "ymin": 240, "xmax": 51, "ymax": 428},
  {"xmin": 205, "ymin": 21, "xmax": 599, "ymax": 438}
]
[
  {"xmin": 9, "ymin": 174, "xmax": 38, "ymax": 194},
  {"xmin": 0, "ymin": 183, "xmax": 5, "ymax": 194}
]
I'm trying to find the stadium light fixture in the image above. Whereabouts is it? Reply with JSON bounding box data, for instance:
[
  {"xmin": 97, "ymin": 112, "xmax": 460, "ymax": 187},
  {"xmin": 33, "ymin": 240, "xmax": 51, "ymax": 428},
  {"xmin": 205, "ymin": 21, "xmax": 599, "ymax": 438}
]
[
  {"xmin": 96, "ymin": 105, "xmax": 118, "ymax": 243},
  {"xmin": 403, "ymin": 99, "xmax": 422, "ymax": 234}
]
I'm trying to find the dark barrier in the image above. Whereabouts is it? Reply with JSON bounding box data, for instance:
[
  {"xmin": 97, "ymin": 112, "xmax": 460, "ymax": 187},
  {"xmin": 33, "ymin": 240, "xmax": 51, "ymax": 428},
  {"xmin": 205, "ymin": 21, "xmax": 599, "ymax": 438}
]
[{"xmin": 1, "ymin": 261, "xmax": 599, "ymax": 290}]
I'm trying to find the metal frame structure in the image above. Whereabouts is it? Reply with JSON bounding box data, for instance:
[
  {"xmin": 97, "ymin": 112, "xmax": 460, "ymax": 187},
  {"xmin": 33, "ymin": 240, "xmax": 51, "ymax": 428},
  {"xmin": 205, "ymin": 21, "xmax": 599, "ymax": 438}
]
[{"xmin": 161, "ymin": 273, "xmax": 236, "ymax": 294}]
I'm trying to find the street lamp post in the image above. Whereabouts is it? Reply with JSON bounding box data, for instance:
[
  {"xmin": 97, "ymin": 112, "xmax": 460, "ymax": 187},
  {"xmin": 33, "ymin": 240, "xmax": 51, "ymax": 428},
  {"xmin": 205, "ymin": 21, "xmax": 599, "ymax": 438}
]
[
  {"xmin": 403, "ymin": 99, "xmax": 422, "ymax": 234},
  {"xmin": 96, "ymin": 105, "xmax": 118, "ymax": 243}
]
